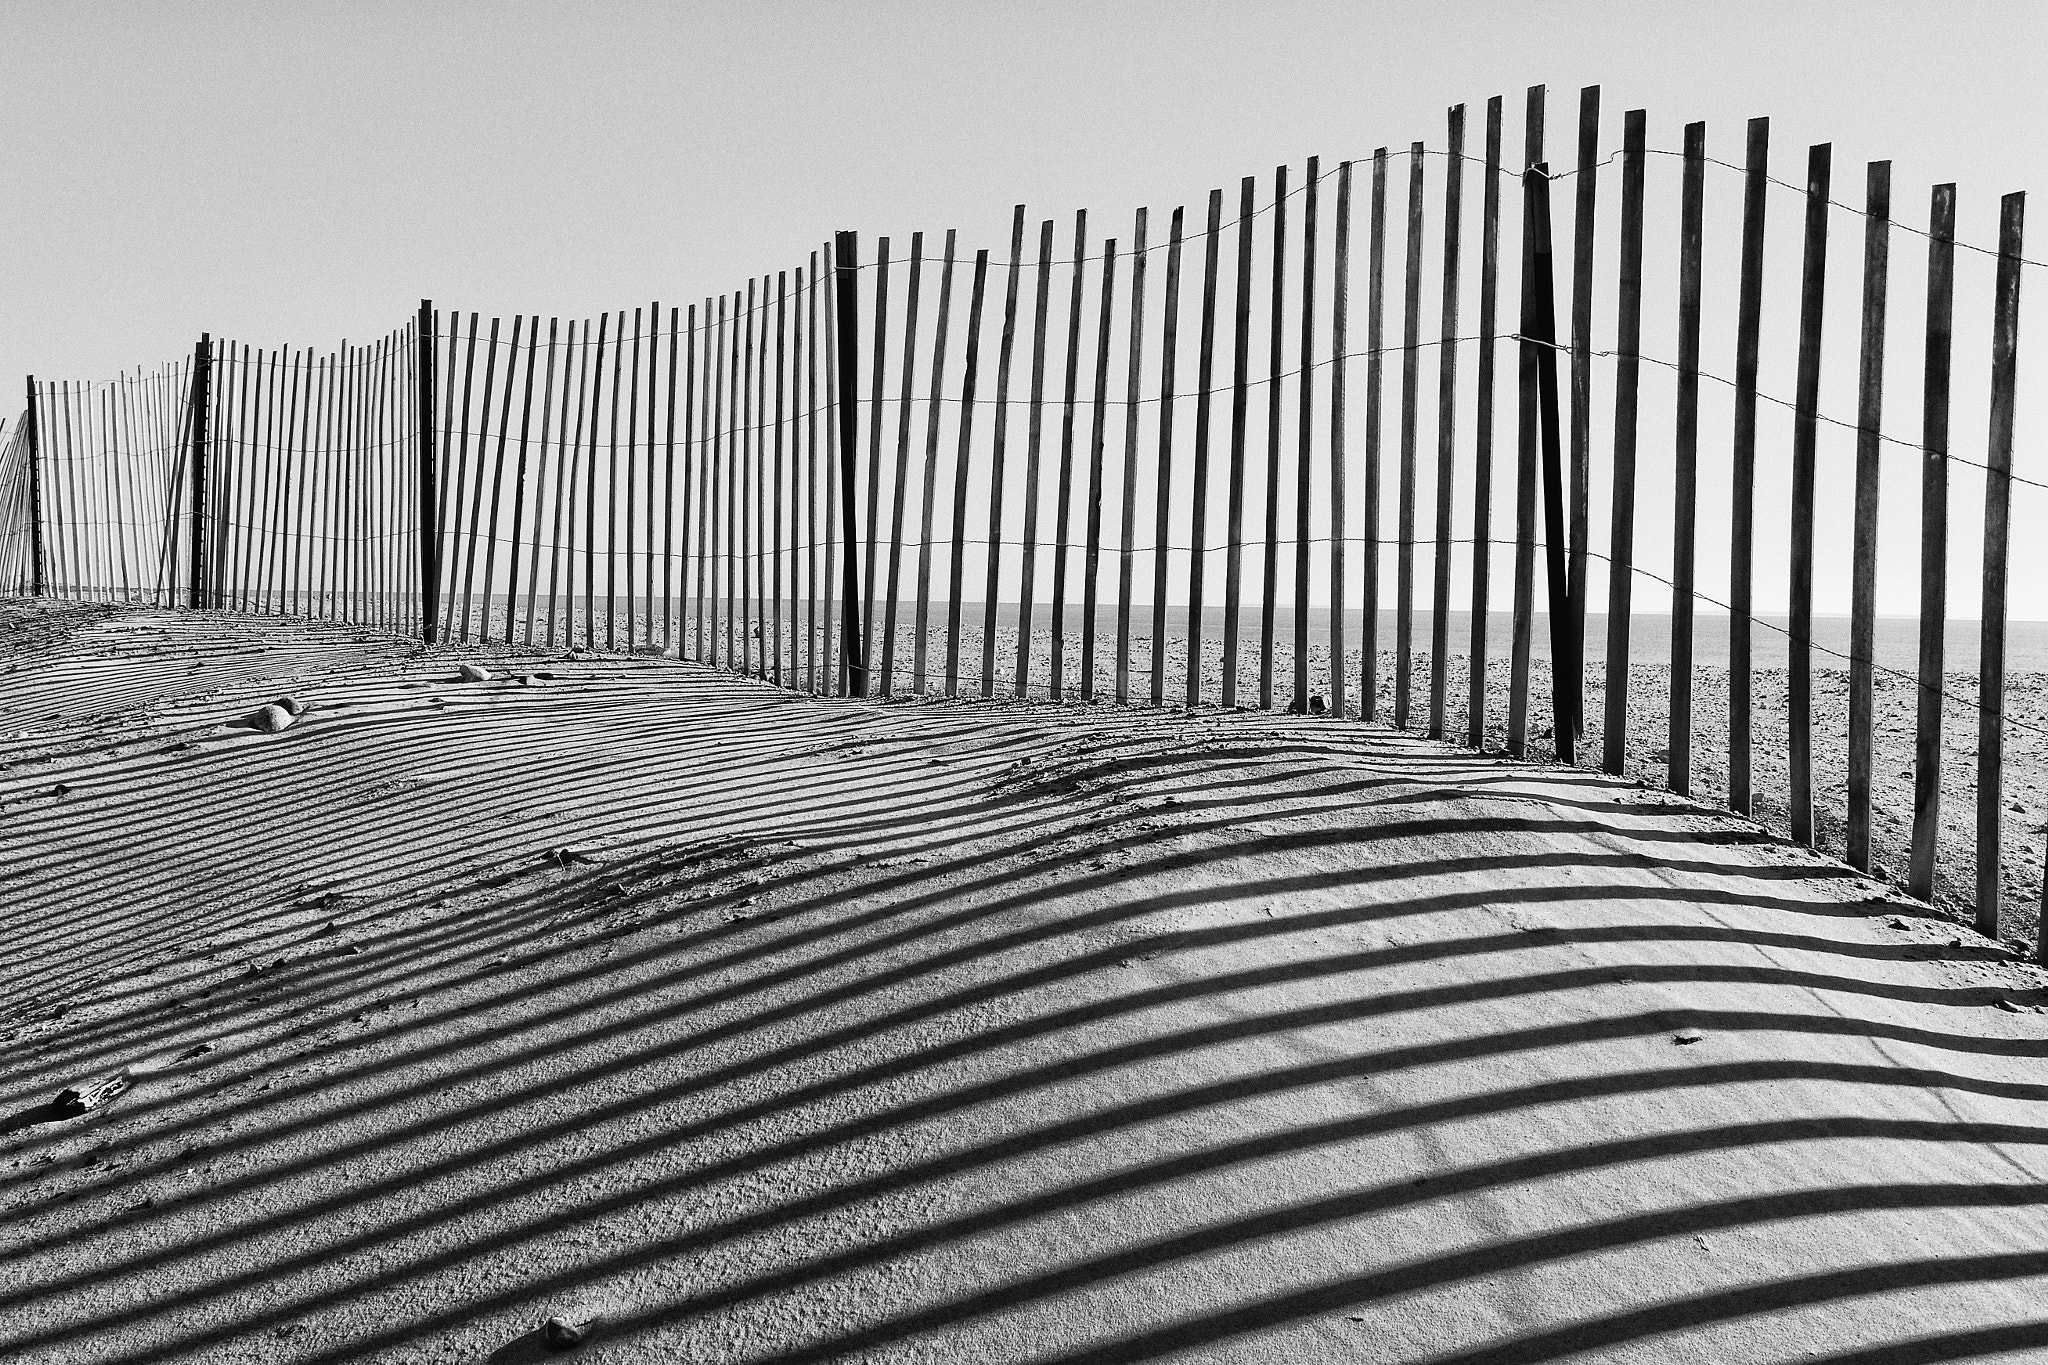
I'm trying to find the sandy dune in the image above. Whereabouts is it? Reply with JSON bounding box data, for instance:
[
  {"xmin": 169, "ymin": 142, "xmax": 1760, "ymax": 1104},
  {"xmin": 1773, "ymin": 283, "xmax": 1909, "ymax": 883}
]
[{"xmin": 5, "ymin": 598, "xmax": 2048, "ymax": 1363}]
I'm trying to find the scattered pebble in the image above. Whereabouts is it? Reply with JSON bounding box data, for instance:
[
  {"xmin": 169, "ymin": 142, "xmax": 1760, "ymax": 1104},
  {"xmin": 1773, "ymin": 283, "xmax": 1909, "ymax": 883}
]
[
  {"xmin": 541, "ymin": 1312, "xmax": 598, "ymax": 1349},
  {"xmin": 1888, "ymin": 917, "xmax": 1910, "ymax": 931},
  {"xmin": 457, "ymin": 663, "xmax": 492, "ymax": 683},
  {"xmin": 174, "ymin": 1043, "xmax": 214, "ymax": 1062},
  {"xmin": 1995, "ymin": 999, "xmax": 2025, "ymax": 1013},
  {"xmin": 247, "ymin": 704, "xmax": 295, "ymax": 734},
  {"xmin": 273, "ymin": 696, "xmax": 308, "ymax": 716},
  {"xmin": 541, "ymin": 846, "xmax": 603, "ymax": 867},
  {"xmin": 1672, "ymin": 1028, "xmax": 1705, "ymax": 1046}
]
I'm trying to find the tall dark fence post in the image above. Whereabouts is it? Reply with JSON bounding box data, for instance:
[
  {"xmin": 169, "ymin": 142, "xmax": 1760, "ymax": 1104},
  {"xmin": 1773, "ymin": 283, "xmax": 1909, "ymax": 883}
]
[
  {"xmin": 1846, "ymin": 164, "xmax": 1891, "ymax": 869},
  {"xmin": 1908, "ymin": 184, "xmax": 1956, "ymax": 904},
  {"xmin": 1522, "ymin": 165, "xmax": 1575, "ymax": 757},
  {"xmin": 1602, "ymin": 109, "xmax": 1647, "ymax": 775},
  {"xmin": 23, "ymin": 376, "xmax": 44, "ymax": 597},
  {"xmin": 1976, "ymin": 190, "xmax": 2025, "ymax": 941},
  {"xmin": 188, "ymin": 335, "xmax": 212, "ymax": 609},
  {"xmin": 1788, "ymin": 143, "xmax": 1833, "ymax": 848},
  {"xmin": 417, "ymin": 301, "xmax": 440, "ymax": 643},
  {"xmin": 833, "ymin": 231, "xmax": 868, "ymax": 698}
]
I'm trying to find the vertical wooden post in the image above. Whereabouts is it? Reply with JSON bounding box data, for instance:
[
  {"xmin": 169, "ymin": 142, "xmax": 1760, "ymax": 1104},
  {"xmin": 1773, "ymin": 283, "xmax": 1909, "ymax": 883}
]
[
  {"xmin": 1789, "ymin": 143, "xmax": 1833, "ymax": 847},
  {"xmin": 1151, "ymin": 206, "xmax": 1186, "ymax": 708},
  {"xmin": 1394, "ymin": 142, "xmax": 1424, "ymax": 730},
  {"xmin": 1080, "ymin": 237, "xmax": 1116, "ymax": 702},
  {"xmin": 1429, "ymin": 114, "xmax": 1463, "ymax": 739},
  {"xmin": 772, "ymin": 282, "xmax": 787, "ymax": 684},
  {"xmin": 883, "ymin": 232, "xmax": 925, "ymax": 696},
  {"xmin": 982, "ymin": 207, "xmax": 1027, "ymax": 699},
  {"xmin": 1259, "ymin": 165, "xmax": 1288, "ymax": 712},
  {"xmin": 802, "ymin": 270, "xmax": 818, "ymax": 685},
  {"xmin": 1603, "ymin": 110, "xmax": 1647, "ymax": 774},
  {"xmin": 945, "ymin": 250, "xmax": 989, "ymax": 696},
  {"xmin": 1525, "ymin": 165, "xmax": 1575, "ymax": 758},
  {"xmin": 1976, "ymin": 190, "xmax": 2025, "ymax": 940},
  {"xmin": 1116, "ymin": 207, "xmax": 1149, "ymax": 704},
  {"xmin": 187, "ymin": 336, "xmax": 212, "ymax": 609},
  {"xmin": 1846, "ymin": 162, "xmax": 1892, "ymax": 869},
  {"xmin": 862, "ymin": 242, "xmax": 892, "ymax": 687},
  {"xmin": 623, "ymin": 308, "xmax": 642, "ymax": 652},
  {"xmin": 833, "ymin": 231, "xmax": 869, "ymax": 698},
  {"xmin": 914, "ymin": 232, "xmax": 955, "ymax": 695},
  {"xmin": 1363, "ymin": 148, "xmax": 1389, "ymax": 721},
  {"xmin": 23, "ymin": 376, "xmax": 44, "ymax": 597},
  {"xmin": 1052, "ymin": 210, "xmax": 1089, "ymax": 700},
  {"xmin": 1909, "ymin": 186, "xmax": 1955, "ymax": 904},
  {"xmin": 1295, "ymin": 156, "xmax": 1319, "ymax": 715},
  {"xmin": 1729, "ymin": 118, "xmax": 1770, "ymax": 815},
  {"xmin": 1330, "ymin": 162, "xmax": 1353, "ymax": 720},
  {"xmin": 1224, "ymin": 174, "xmax": 1255, "ymax": 710},
  {"xmin": 1016, "ymin": 218, "xmax": 1055, "ymax": 698},
  {"xmin": 1508, "ymin": 86, "xmax": 1543, "ymax": 759},
  {"xmin": 666, "ymin": 305, "xmax": 682, "ymax": 655},
  {"xmin": 1669, "ymin": 122, "xmax": 1707, "ymax": 796},
  {"xmin": 1565, "ymin": 86, "xmax": 1600, "ymax": 744},
  {"xmin": 505, "ymin": 319, "xmax": 542, "ymax": 645},
  {"xmin": 416, "ymin": 302, "xmax": 439, "ymax": 641},
  {"xmin": 1187, "ymin": 187, "xmax": 1225, "ymax": 709}
]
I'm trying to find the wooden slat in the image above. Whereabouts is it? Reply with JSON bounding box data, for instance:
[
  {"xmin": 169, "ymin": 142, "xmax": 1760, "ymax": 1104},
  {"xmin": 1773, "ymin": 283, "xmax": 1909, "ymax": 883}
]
[
  {"xmin": 1507, "ymin": 84, "xmax": 1545, "ymax": 759},
  {"xmin": 480, "ymin": 317, "xmax": 525, "ymax": 641},
  {"xmin": 945, "ymin": 250, "xmax": 990, "ymax": 696},
  {"xmin": 1052, "ymin": 209, "xmax": 1089, "ymax": 701},
  {"xmin": 664, "ymin": 306, "xmax": 681, "ymax": 655},
  {"xmin": 1566, "ymin": 85, "xmax": 1600, "ymax": 748},
  {"xmin": 1467, "ymin": 96, "xmax": 1504, "ymax": 748},
  {"xmin": 1527, "ymin": 166, "xmax": 1575, "ymax": 760},
  {"xmin": 802, "ymin": 268, "xmax": 817, "ymax": 686},
  {"xmin": 456, "ymin": 318, "xmax": 501, "ymax": 640},
  {"xmin": 1151, "ymin": 207, "xmax": 1186, "ymax": 707},
  {"xmin": 624, "ymin": 307, "xmax": 643, "ymax": 651},
  {"xmin": 739, "ymin": 288, "xmax": 755, "ymax": 670},
  {"xmin": 1788, "ymin": 142, "xmax": 1833, "ymax": 846},
  {"xmin": 1395, "ymin": 142, "xmax": 1424, "ymax": 729},
  {"xmin": 1602, "ymin": 109, "xmax": 1647, "ymax": 774},
  {"xmin": 502, "ymin": 318, "xmax": 541, "ymax": 644},
  {"xmin": 1363, "ymin": 148, "xmax": 1389, "ymax": 721},
  {"xmin": 519, "ymin": 320, "xmax": 558, "ymax": 644},
  {"xmin": 546, "ymin": 320, "xmax": 582, "ymax": 647},
  {"xmin": 772, "ymin": 281, "xmax": 787, "ymax": 684},
  {"xmin": 710, "ymin": 297, "xmax": 726, "ymax": 663},
  {"xmin": 1670, "ymin": 122, "xmax": 1706, "ymax": 795},
  {"xmin": 1080, "ymin": 236, "xmax": 1118, "ymax": 701},
  {"xmin": 821, "ymin": 264, "xmax": 840, "ymax": 690},
  {"xmin": 1728, "ymin": 117, "xmax": 1770, "ymax": 814},
  {"xmin": 882, "ymin": 235, "xmax": 926, "ymax": 695},
  {"xmin": 861, "ymin": 241, "xmax": 892, "ymax": 686},
  {"xmin": 1976, "ymin": 189, "xmax": 2026, "ymax": 940},
  {"xmin": 1330, "ymin": 163, "xmax": 1353, "ymax": 720},
  {"xmin": 914, "ymin": 232, "xmax": 956, "ymax": 695},
  {"xmin": 1187, "ymin": 187, "xmax": 1225, "ymax": 709},
  {"xmin": 1429, "ymin": 112, "xmax": 1464, "ymax": 738},
  {"xmin": 1116, "ymin": 207, "xmax": 1149, "ymax": 703},
  {"xmin": 440, "ymin": 317, "xmax": 477, "ymax": 637},
  {"xmin": 1847, "ymin": 161, "xmax": 1892, "ymax": 868},
  {"xmin": 1223, "ymin": 175, "xmax": 1255, "ymax": 709},
  {"xmin": 1295, "ymin": 157, "xmax": 1320, "ymax": 714},
  {"xmin": 832, "ymin": 232, "xmax": 870, "ymax": 697},
  {"xmin": 649, "ymin": 300, "xmax": 663, "ymax": 655},
  {"xmin": 982, "ymin": 207, "xmax": 1028, "ymax": 699},
  {"xmin": 1259, "ymin": 164, "xmax": 1287, "ymax": 711},
  {"xmin": 1016, "ymin": 218, "xmax": 1056, "ymax": 698}
]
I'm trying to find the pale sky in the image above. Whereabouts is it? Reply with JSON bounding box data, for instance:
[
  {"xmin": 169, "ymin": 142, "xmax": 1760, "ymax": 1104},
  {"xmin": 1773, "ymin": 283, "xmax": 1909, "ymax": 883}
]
[{"xmin": 6, "ymin": 1, "xmax": 2045, "ymax": 616}]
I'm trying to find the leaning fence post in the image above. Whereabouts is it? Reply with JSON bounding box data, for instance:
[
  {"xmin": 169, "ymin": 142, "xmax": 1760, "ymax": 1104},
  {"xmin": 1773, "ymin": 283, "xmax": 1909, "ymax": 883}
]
[
  {"xmin": 188, "ymin": 335, "xmax": 212, "ymax": 609},
  {"xmin": 417, "ymin": 300, "xmax": 440, "ymax": 643},
  {"xmin": 832, "ymin": 231, "xmax": 868, "ymax": 698},
  {"xmin": 1522, "ymin": 165, "xmax": 1576, "ymax": 758},
  {"xmin": 1977, "ymin": 190, "xmax": 2025, "ymax": 942},
  {"xmin": 23, "ymin": 376, "xmax": 44, "ymax": 597}
]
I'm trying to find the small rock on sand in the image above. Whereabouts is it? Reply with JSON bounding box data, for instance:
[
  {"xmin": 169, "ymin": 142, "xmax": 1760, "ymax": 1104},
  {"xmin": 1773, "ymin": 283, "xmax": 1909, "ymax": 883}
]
[
  {"xmin": 458, "ymin": 663, "xmax": 492, "ymax": 683},
  {"xmin": 248, "ymin": 704, "xmax": 295, "ymax": 734},
  {"xmin": 273, "ymin": 696, "xmax": 309, "ymax": 716},
  {"xmin": 1672, "ymin": 1028, "xmax": 1705, "ymax": 1045}
]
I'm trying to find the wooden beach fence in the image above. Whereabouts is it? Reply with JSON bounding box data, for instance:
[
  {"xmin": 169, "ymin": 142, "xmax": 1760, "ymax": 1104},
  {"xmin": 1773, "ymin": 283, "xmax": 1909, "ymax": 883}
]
[{"xmin": 6, "ymin": 85, "xmax": 2040, "ymax": 949}]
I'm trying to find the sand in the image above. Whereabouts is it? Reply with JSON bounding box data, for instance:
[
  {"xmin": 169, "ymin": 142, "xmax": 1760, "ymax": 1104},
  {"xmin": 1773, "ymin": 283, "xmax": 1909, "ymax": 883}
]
[{"xmin": 6, "ymin": 596, "xmax": 2048, "ymax": 1362}]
